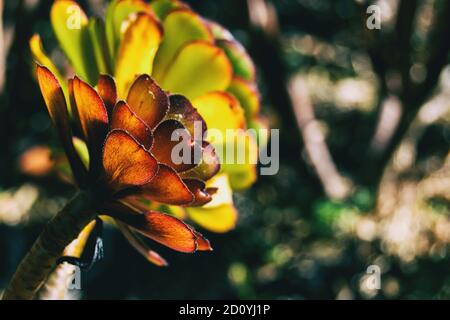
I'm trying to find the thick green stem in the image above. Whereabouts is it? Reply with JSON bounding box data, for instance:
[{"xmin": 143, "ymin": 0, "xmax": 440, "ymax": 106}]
[
  {"xmin": 2, "ymin": 191, "xmax": 96, "ymax": 300},
  {"xmin": 37, "ymin": 220, "xmax": 97, "ymax": 299}
]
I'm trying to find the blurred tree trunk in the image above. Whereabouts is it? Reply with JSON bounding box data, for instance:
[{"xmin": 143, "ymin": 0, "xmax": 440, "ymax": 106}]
[
  {"xmin": 363, "ymin": 0, "xmax": 450, "ymax": 189},
  {"xmin": 0, "ymin": 0, "xmax": 40, "ymax": 187},
  {"xmin": 244, "ymin": 0, "xmax": 450, "ymax": 198}
]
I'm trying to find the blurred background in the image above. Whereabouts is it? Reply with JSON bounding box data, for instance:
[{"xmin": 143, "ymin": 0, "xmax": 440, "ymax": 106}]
[{"xmin": 0, "ymin": 0, "xmax": 449, "ymax": 299}]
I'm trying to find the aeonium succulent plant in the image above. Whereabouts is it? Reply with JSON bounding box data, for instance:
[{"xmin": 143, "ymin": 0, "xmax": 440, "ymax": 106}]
[
  {"xmin": 3, "ymin": 65, "xmax": 220, "ymax": 299},
  {"xmin": 31, "ymin": 0, "xmax": 267, "ymax": 234}
]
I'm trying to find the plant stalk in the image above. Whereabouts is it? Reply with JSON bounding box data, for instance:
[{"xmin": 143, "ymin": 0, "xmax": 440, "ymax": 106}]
[
  {"xmin": 2, "ymin": 191, "xmax": 96, "ymax": 300},
  {"xmin": 37, "ymin": 220, "xmax": 97, "ymax": 299}
]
